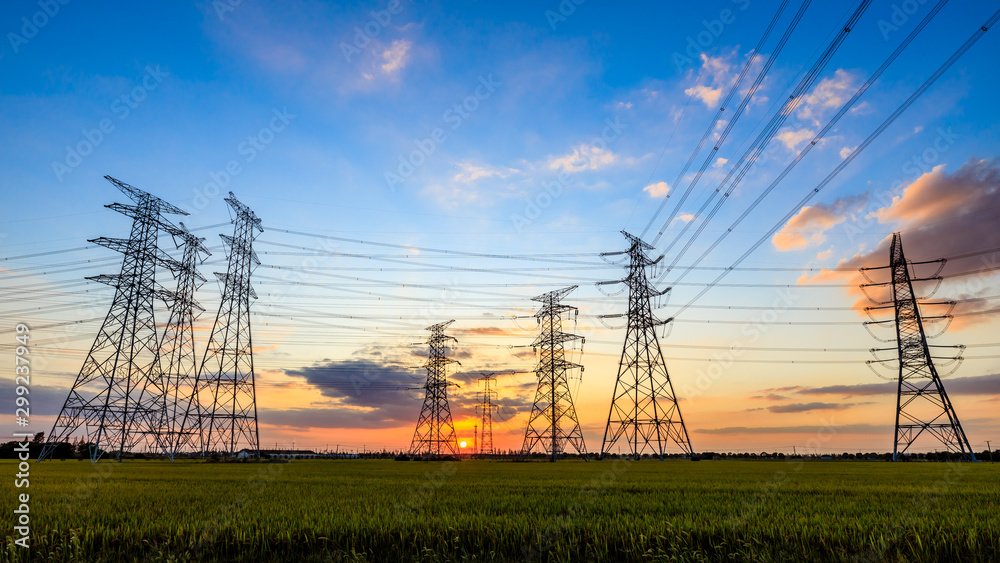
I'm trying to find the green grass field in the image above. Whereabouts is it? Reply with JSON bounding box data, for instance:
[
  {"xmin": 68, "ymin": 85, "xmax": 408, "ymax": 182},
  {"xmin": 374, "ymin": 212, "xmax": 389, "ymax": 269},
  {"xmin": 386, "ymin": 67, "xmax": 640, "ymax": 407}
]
[{"xmin": 2, "ymin": 458, "xmax": 999, "ymax": 562}]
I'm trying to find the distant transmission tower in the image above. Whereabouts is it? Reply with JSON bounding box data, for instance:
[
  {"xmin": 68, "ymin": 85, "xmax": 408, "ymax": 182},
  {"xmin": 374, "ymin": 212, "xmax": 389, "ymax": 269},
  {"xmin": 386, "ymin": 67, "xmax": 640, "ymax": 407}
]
[
  {"xmin": 599, "ymin": 231, "xmax": 693, "ymax": 459},
  {"xmin": 183, "ymin": 192, "xmax": 262, "ymax": 457},
  {"xmin": 409, "ymin": 320, "xmax": 460, "ymax": 457},
  {"xmin": 520, "ymin": 285, "xmax": 587, "ymax": 461},
  {"xmin": 39, "ymin": 176, "xmax": 187, "ymax": 462},
  {"xmin": 861, "ymin": 232, "xmax": 976, "ymax": 461},
  {"xmin": 477, "ymin": 373, "xmax": 497, "ymax": 456},
  {"xmin": 159, "ymin": 223, "xmax": 210, "ymax": 459}
]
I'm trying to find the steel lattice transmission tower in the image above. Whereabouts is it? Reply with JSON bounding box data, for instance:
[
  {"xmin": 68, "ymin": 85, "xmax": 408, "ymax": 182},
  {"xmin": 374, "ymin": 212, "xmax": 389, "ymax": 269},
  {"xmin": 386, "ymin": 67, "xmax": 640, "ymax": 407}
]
[
  {"xmin": 158, "ymin": 223, "xmax": 211, "ymax": 459},
  {"xmin": 521, "ymin": 286, "xmax": 587, "ymax": 461},
  {"xmin": 477, "ymin": 373, "xmax": 498, "ymax": 456},
  {"xmin": 183, "ymin": 192, "xmax": 263, "ymax": 457},
  {"xmin": 599, "ymin": 231, "xmax": 693, "ymax": 459},
  {"xmin": 39, "ymin": 176, "xmax": 187, "ymax": 462},
  {"xmin": 409, "ymin": 320, "xmax": 460, "ymax": 457},
  {"xmin": 861, "ymin": 233, "xmax": 976, "ymax": 461}
]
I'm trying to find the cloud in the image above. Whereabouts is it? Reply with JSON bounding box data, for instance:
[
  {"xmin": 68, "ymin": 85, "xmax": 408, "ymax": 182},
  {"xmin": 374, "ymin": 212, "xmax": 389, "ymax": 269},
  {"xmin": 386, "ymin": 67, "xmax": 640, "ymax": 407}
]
[
  {"xmin": 799, "ymin": 159, "xmax": 1000, "ymax": 330},
  {"xmin": 546, "ymin": 144, "xmax": 620, "ymax": 173},
  {"xmin": 683, "ymin": 52, "xmax": 736, "ymax": 108},
  {"xmin": 767, "ymin": 402, "xmax": 849, "ymax": 413},
  {"xmin": 684, "ymin": 84, "xmax": 723, "ymax": 108},
  {"xmin": 451, "ymin": 161, "xmax": 519, "ymax": 184},
  {"xmin": 643, "ymin": 181, "xmax": 670, "ymax": 198},
  {"xmin": 699, "ymin": 423, "xmax": 884, "ymax": 435},
  {"xmin": 798, "ymin": 69, "xmax": 859, "ymax": 125},
  {"xmin": 816, "ymin": 248, "xmax": 832, "ymax": 260},
  {"xmin": 281, "ymin": 360, "xmax": 424, "ymax": 427},
  {"xmin": 713, "ymin": 157, "xmax": 728, "ymax": 168},
  {"xmin": 380, "ymin": 39, "xmax": 411, "ymax": 75},
  {"xmin": 839, "ymin": 146, "xmax": 854, "ymax": 159},
  {"xmin": 18, "ymin": 383, "xmax": 75, "ymax": 417},
  {"xmin": 772, "ymin": 193, "xmax": 869, "ymax": 251},
  {"xmin": 775, "ymin": 127, "xmax": 815, "ymax": 151},
  {"xmin": 799, "ymin": 373, "xmax": 1000, "ymax": 397},
  {"xmin": 675, "ymin": 213, "xmax": 695, "ymax": 224}
]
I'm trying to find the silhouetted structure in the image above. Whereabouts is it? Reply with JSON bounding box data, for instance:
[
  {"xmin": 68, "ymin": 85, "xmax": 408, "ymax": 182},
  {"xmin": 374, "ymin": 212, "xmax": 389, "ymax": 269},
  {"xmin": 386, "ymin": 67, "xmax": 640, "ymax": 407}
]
[
  {"xmin": 159, "ymin": 223, "xmax": 210, "ymax": 459},
  {"xmin": 40, "ymin": 176, "xmax": 187, "ymax": 462},
  {"xmin": 520, "ymin": 286, "xmax": 587, "ymax": 461},
  {"xmin": 183, "ymin": 192, "xmax": 262, "ymax": 457},
  {"xmin": 477, "ymin": 373, "xmax": 498, "ymax": 455},
  {"xmin": 861, "ymin": 232, "xmax": 976, "ymax": 461},
  {"xmin": 599, "ymin": 231, "xmax": 693, "ymax": 459},
  {"xmin": 409, "ymin": 320, "xmax": 460, "ymax": 456}
]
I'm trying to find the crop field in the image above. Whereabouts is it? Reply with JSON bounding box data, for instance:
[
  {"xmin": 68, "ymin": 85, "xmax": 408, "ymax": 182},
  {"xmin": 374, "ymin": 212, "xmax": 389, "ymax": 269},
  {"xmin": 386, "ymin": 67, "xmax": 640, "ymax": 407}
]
[{"xmin": 2, "ymin": 459, "xmax": 999, "ymax": 562}]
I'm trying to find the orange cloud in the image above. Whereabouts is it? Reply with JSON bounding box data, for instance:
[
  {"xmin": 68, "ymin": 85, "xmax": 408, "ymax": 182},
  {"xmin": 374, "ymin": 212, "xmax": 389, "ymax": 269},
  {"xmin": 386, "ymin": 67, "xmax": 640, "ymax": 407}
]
[
  {"xmin": 772, "ymin": 193, "xmax": 868, "ymax": 251},
  {"xmin": 800, "ymin": 159, "xmax": 1000, "ymax": 331}
]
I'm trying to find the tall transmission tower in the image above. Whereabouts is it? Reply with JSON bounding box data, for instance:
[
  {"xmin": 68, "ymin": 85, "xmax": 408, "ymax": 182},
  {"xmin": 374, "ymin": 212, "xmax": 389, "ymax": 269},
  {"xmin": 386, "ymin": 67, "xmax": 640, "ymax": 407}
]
[
  {"xmin": 158, "ymin": 223, "xmax": 211, "ymax": 459},
  {"xmin": 520, "ymin": 286, "xmax": 587, "ymax": 461},
  {"xmin": 599, "ymin": 231, "xmax": 693, "ymax": 459},
  {"xmin": 39, "ymin": 176, "xmax": 187, "ymax": 462},
  {"xmin": 184, "ymin": 192, "xmax": 262, "ymax": 457},
  {"xmin": 477, "ymin": 373, "xmax": 498, "ymax": 456},
  {"xmin": 409, "ymin": 320, "xmax": 460, "ymax": 457},
  {"xmin": 861, "ymin": 233, "xmax": 976, "ymax": 461}
]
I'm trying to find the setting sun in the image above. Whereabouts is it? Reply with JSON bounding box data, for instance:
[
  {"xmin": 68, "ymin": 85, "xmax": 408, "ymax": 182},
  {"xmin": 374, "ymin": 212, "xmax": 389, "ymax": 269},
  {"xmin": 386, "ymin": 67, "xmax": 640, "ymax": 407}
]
[{"xmin": 459, "ymin": 441, "xmax": 467, "ymax": 449}]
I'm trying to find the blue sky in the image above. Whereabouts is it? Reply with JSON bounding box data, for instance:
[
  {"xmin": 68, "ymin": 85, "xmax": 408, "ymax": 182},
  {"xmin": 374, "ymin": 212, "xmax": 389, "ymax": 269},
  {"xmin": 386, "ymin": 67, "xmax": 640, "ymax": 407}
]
[{"xmin": 2, "ymin": 0, "xmax": 999, "ymax": 455}]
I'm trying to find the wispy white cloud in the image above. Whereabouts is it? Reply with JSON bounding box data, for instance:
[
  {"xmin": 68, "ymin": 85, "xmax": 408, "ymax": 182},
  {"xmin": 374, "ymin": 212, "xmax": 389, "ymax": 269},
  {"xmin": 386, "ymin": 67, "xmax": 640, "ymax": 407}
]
[
  {"xmin": 775, "ymin": 127, "xmax": 815, "ymax": 151},
  {"xmin": 380, "ymin": 39, "xmax": 411, "ymax": 75},
  {"xmin": 643, "ymin": 181, "xmax": 670, "ymax": 198},
  {"xmin": 797, "ymin": 69, "xmax": 859, "ymax": 125},
  {"xmin": 546, "ymin": 144, "xmax": 620, "ymax": 173}
]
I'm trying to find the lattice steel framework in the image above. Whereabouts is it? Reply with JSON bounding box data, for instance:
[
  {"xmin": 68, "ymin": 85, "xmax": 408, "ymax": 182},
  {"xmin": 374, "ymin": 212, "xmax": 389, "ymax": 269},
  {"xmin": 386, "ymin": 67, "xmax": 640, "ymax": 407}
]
[
  {"xmin": 39, "ymin": 176, "xmax": 186, "ymax": 462},
  {"xmin": 409, "ymin": 320, "xmax": 460, "ymax": 457},
  {"xmin": 599, "ymin": 231, "xmax": 693, "ymax": 459},
  {"xmin": 158, "ymin": 223, "xmax": 210, "ymax": 459},
  {"xmin": 477, "ymin": 373, "xmax": 498, "ymax": 455},
  {"xmin": 861, "ymin": 233, "xmax": 976, "ymax": 461},
  {"xmin": 184, "ymin": 192, "xmax": 262, "ymax": 457},
  {"xmin": 521, "ymin": 286, "xmax": 587, "ymax": 461}
]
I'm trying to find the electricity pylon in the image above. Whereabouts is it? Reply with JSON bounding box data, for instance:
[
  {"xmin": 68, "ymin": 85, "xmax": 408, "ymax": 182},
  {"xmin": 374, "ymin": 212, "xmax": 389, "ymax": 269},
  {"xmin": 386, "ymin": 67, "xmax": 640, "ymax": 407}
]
[
  {"xmin": 599, "ymin": 231, "xmax": 693, "ymax": 459},
  {"xmin": 158, "ymin": 223, "xmax": 210, "ymax": 459},
  {"xmin": 521, "ymin": 286, "xmax": 587, "ymax": 461},
  {"xmin": 861, "ymin": 232, "xmax": 976, "ymax": 461},
  {"xmin": 184, "ymin": 192, "xmax": 262, "ymax": 457},
  {"xmin": 39, "ymin": 176, "xmax": 187, "ymax": 462},
  {"xmin": 409, "ymin": 320, "xmax": 460, "ymax": 457},
  {"xmin": 477, "ymin": 373, "xmax": 498, "ymax": 455}
]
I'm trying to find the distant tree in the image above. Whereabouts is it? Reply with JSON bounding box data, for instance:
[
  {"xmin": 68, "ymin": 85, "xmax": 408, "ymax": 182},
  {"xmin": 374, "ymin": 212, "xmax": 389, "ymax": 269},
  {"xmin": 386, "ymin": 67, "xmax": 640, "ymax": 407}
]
[{"xmin": 52, "ymin": 441, "xmax": 75, "ymax": 460}]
